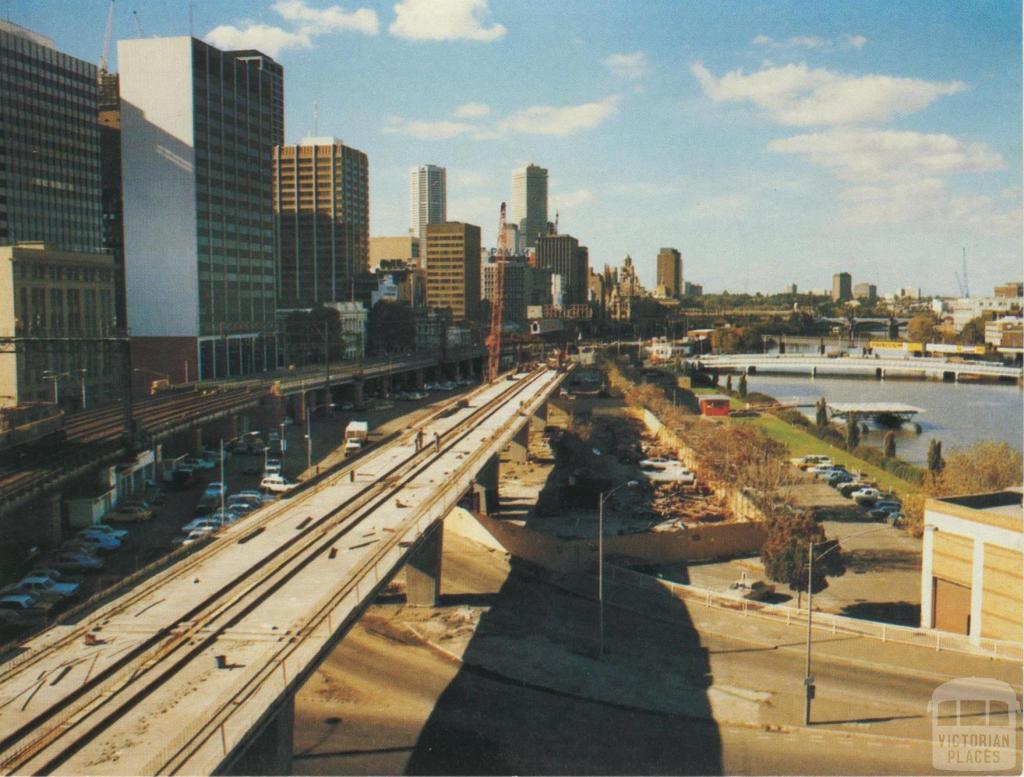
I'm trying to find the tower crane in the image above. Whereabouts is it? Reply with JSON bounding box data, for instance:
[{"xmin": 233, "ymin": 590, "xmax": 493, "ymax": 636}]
[
  {"xmin": 954, "ymin": 247, "xmax": 970, "ymax": 298},
  {"xmin": 486, "ymin": 203, "xmax": 509, "ymax": 382},
  {"xmin": 98, "ymin": 0, "xmax": 115, "ymax": 77}
]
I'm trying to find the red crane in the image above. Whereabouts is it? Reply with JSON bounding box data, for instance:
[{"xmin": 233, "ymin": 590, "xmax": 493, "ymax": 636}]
[{"xmin": 486, "ymin": 203, "xmax": 509, "ymax": 382}]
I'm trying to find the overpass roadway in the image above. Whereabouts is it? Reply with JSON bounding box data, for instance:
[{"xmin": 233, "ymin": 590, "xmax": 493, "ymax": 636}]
[
  {"xmin": 689, "ymin": 353, "xmax": 1022, "ymax": 381},
  {"xmin": 0, "ymin": 367, "xmax": 566, "ymax": 775}
]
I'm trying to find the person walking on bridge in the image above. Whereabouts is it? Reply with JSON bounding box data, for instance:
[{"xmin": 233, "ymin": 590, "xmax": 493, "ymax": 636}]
[{"xmin": 434, "ymin": 431, "xmax": 440, "ymax": 452}]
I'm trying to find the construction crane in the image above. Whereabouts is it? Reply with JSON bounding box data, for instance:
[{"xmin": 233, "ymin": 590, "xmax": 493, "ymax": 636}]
[
  {"xmin": 98, "ymin": 0, "xmax": 115, "ymax": 77},
  {"xmin": 486, "ymin": 203, "xmax": 509, "ymax": 382},
  {"xmin": 954, "ymin": 247, "xmax": 970, "ymax": 298}
]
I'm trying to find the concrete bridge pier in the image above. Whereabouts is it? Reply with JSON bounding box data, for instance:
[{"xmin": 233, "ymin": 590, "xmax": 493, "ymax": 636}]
[
  {"xmin": 472, "ymin": 453, "xmax": 500, "ymax": 516},
  {"xmin": 506, "ymin": 423, "xmax": 529, "ymax": 463},
  {"xmin": 352, "ymin": 380, "xmax": 364, "ymax": 406},
  {"xmin": 405, "ymin": 521, "xmax": 444, "ymax": 607},
  {"xmin": 229, "ymin": 695, "xmax": 294, "ymax": 775},
  {"xmin": 530, "ymin": 399, "xmax": 548, "ymax": 431}
]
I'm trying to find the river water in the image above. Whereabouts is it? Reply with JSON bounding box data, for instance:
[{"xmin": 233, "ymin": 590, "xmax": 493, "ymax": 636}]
[{"xmin": 741, "ymin": 374, "xmax": 1022, "ymax": 466}]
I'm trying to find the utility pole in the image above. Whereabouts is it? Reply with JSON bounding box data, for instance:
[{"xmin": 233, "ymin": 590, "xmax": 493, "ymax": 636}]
[{"xmin": 804, "ymin": 541, "xmax": 815, "ymax": 725}]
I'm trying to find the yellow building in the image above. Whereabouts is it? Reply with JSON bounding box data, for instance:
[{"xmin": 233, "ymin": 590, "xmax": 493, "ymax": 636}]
[
  {"xmin": 921, "ymin": 490, "xmax": 1022, "ymax": 644},
  {"xmin": 425, "ymin": 222, "xmax": 480, "ymax": 324}
]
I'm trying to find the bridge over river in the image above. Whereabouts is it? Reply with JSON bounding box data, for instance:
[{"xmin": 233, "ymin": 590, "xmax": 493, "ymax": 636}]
[
  {"xmin": 0, "ymin": 368, "xmax": 566, "ymax": 775},
  {"xmin": 688, "ymin": 354, "xmax": 1022, "ymax": 382}
]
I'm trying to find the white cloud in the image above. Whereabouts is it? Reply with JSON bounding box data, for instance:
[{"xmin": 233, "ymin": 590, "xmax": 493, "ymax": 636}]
[
  {"xmin": 551, "ymin": 188, "xmax": 594, "ymax": 210},
  {"xmin": 205, "ymin": 1, "xmax": 378, "ymax": 57},
  {"xmin": 691, "ymin": 192, "xmax": 751, "ymax": 220},
  {"xmin": 604, "ymin": 51, "xmax": 648, "ymax": 80},
  {"xmin": 272, "ymin": 0, "xmax": 379, "ymax": 34},
  {"xmin": 453, "ymin": 101, "xmax": 490, "ymax": 118},
  {"xmin": 389, "ymin": 0, "xmax": 506, "ymax": 42},
  {"xmin": 753, "ymin": 33, "xmax": 868, "ymax": 51},
  {"xmin": 205, "ymin": 23, "xmax": 313, "ymax": 57},
  {"xmin": 382, "ymin": 118, "xmax": 476, "ymax": 139},
  {"xmin": 505, "ymin": 95, "xmax": 620, "ymax": 136},
  {"xmin": 691, "ymin": 62, "xmax": 966, "ymax": 126},
  {"xmin": 769, "ymin": 128, "xmax": 1004, "ymax": 182}
]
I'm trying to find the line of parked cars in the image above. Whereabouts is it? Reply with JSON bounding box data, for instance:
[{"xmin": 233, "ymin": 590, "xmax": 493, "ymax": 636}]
[
  {"xmin": 172, "ymin": 487, "xmax": 271, "ymax": 548},
  {"xmin": 795, "ymin": 455, "xmax": 903, "ymax": 524}
]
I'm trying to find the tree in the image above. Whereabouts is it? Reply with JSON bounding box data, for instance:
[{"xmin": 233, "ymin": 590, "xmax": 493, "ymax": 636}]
[
  {"xmin": 845, "ymin": 412, "xmax": 860, "ymax": 449},
  {"xmin": 282, "ymin": 305, "xmax": 342, "ymax": 367},
  {"xmin": 927, "ymin": 439, "xmax": 943, "ymax": 473},
  {"xmin": 761, "ymin": 510, "xmax": 845, "ymax": 594},
  {"xmin": 726, "ymin": 375, "xmax": 733, "ymax": 393},
  {"xmin": 933, "ymin": 441, "xmax": 1022, "ymax": 495},
  {"xmin": 906, "ymin": 313, "xmax": 939, "ymax": 345},
  {"xmin": 815, "ymin": 398, "xmax": 828, "ymax": 430},
  {"xmin": 737, "ymin": 374, "xmax": 748, "ymax": 399},
  {"xmin": 367, "ymin": 301, "xmax": 416, "ymax": 355},
  {"xmin": 958, "ymin": 316, "xmax": 987, "ymax": 346},
  {"xmin": 883, "ymin": 431, "xmax": 896, "ymax": 459},
  {"xmin": 711, "ymin": 327, "xmax": 741, "ymax": 354}
]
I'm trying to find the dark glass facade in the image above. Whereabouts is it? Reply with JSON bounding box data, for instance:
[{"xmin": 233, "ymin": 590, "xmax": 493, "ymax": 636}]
[{"xmin": 0, "ymin": 21, "xmax": 103, "ymax": 254}]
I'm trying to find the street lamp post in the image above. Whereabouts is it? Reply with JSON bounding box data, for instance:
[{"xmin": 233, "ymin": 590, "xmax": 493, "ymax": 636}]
[
  {"xmin": 597, "ymin": 480, "xmax": 638, "ymax": 658},
  {"xmin": 77, "ymin": 368, "xmax": 88, "ymax": 409},
  {"xmin": 305, "ymin": 401, "xmax": 335, "ymax": 473}
]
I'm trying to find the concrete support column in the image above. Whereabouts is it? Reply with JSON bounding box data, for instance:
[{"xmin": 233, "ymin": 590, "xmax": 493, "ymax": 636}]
[
  {"xmin": 530, "ymin": 400, "xmax": 548, "ymax": 431},
  {"xmin": 506, "ymin": 423, "xmax": 529, "ymax": 463},
  {"xmin": 415, "ymin": 369, "xmax": 425, "ymax": 389},
  {"xmin": 294, "ymin": 391, "xmax": 306, "ymax": 422},
  {"xmin": 352, "ymin": 380, "xmax": 364, "ymax": 406},
  {"xmin": 232, "ymin": 695, "xmax": 294, "ymax": 775},
  {"xmin": 920, "ymin": 526, "xmax": 936, "ymax": 629},
  {"xmin": 40, "ymin": 493, "xmax": 62, "ymax": 548},
  {"xmin": 193, "ymin": 428, "xmax": 204, "ymax": 454},
  {"xmin": 405, "ymin": 521, "xmax": 443, "ymax": 607},
  {"xmin": 473, "ymin": 454, "xmax": 499, "ymax": 516}
]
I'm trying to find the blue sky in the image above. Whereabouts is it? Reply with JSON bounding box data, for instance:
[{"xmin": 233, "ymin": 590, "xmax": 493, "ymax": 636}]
[{"xmin": 13, "ymin": 0, "xmax": 1022, "ymax": 295}]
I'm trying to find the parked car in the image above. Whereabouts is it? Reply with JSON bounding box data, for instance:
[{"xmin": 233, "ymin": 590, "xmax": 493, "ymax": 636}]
[
  {"xmin": 227, "ymin": 496, "xmax": 257, "ymax": 514},
  {"xmin": 25, "ymin": 567, "xmax": 83, "ymax": 587},
  {"xmin": 852, "ymin": 487, "xmax": 881, "ymax": 506},
  {"xmin": 85, "ymin": 523, "xmax": 129, "ymax": 540},
  {"xmin": 183, "ymin": 455, "xmax": 216, "ymax": 471},
  {"xmin": 203, "ymin": 482, "xmax": 227, "ymax": 499},
  {"xmin": 173, "ymin": 528, "xmax": 216, "ymax": 547},
  {"xmin": 264, "ymin": 459, "xmax": 283, "ymax": 476},
  {"xmin": 827, "ymin": 471, "xmax": 855, "ymax": 487},
  {"xmin": 12, "ymin": 574, "xmax": 80, "ymax": 600},
  {"xmin": 182, "ymin": 517, "xmax": 224, "ymax": 533},
  {"xmin": 236, "ymin": 489, "xmax": 272, "ymax": 503},
  {"xmin": 45, "ymin": 550, "xmax": 104, "ymax": 572},
  {"xmin": 74, "ymin": 531, "xmax": 121, "ymax": 553},
  {"xmin": 0, "ymin": 594, "xmax": 51, "ymax": 621},
  {"xmin": 107, "ymin": 503, "xmax": 153, "ymax": 523},
  {"xmin": 120, "ymin": 498, "xmax": 158, "ymax": 517},
  {"xmin": 260, "ymin": 475, "xmax": 297, "ymax": 493},
  {"xmin": 797, "ymin": 455, "xmax": 832, "ymax": 470},
  {"xmin": 811, "ymin": 463, "xmax": 846, "ymax": 479},
  {"xmin": 838, "ymin": 481, "xmax": 871, "ymax": 498}
]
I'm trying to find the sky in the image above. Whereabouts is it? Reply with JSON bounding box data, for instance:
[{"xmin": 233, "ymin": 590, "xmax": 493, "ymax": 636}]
[{"xmin": 10, "ymin": 0, "xmax": 1023, "ymax": 296}]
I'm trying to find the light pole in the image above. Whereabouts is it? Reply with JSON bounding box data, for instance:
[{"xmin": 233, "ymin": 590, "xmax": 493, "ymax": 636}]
[
  {"xmin": 219, "ymin": 438, "xmax": 226, "ymax": 524},
  {"xmin": 803, "ymin": 526, "xmax": 887, "ymax": 725},
  {"xmin": 42, "ymin": 370, "xmax": 65, "ymax": 405},
  {"xmin": 77, "ymin": 368, "xmax": 88, "ymax": 409},
  {"xmin": 597, "ymin": 480, "xmax": 638, "ymax": 658},
  {"xmin": 305, "ymin": 401, "xmax": 335, "ymax": 473}
]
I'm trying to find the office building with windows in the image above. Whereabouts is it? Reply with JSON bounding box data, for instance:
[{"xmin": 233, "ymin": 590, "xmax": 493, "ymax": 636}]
[
  {"xmin": 535, "ymin": 233, "xmax": 589, "ymax": 305},
  {"xmin": 656, "ymin": 247, "xmax": 683, "ymax": 299},
  {"xmin": 425, "ymin": 222, "xmax": 481, "ymax": 323},
  {"xmin": 832, "ymin": 272, "xmax": 852, "ymax": 302},
  {"xmin": 119, "ymin": 37, "xmax": 283, "ymax": 382},
  {"xmin": 409, "ymin": 164, "xmax": 447, "ymax": 240},
  {"xmin": 273, "ymin": 138, "xmax": 368, "ymax": 309},
  {"xmin": 0, "ymin": 22, "xmax": 103, "ymax": 255},
  {"xmin": 513, "ymin": 164, "xmax": 548, "ymax": 249}
]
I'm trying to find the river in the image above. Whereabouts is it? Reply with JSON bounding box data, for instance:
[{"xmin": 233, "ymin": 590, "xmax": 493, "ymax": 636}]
[{"xmin": 740, "ymin": 374, "xmax": 1022, "ymax": 466}]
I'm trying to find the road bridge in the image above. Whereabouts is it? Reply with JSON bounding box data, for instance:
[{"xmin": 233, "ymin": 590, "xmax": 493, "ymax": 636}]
[
  {"xmin": 0, "ymin": 367, "xmax": 566, "ymax": 775},
  {"xmin": 689, "ymin": 354, "xmax": 1022, "ymax": 382}
]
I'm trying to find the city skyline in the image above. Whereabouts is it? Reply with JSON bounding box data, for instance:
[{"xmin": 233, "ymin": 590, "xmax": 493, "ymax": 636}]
[{"xmin": 12, "ymin": 0, "xmax": 1023, "ymax": 295}]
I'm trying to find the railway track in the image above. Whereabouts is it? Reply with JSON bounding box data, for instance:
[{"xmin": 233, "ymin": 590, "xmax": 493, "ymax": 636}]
[{"xmin": 0, "ymin": 370, "xmax": 556, "ymax": 775}]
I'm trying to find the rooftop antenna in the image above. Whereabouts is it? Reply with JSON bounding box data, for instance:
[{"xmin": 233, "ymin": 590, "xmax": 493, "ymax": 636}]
[{"xmin": 954, "ymin": 247, "xmax": 970, "ymax": 298}]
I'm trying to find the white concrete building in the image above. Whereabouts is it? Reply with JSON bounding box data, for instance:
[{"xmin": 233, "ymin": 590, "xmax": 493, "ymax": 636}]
[
  {"xmin": 951, "ymin": 296, "xmax": 1023, "ymax": 332},
  {"xmin": 409, "ymin": 165, "xmax": 446, "ymax": 240},
  {"xmin": 119, "ymin": 37, "xmax": 283, "ymax": 382}
]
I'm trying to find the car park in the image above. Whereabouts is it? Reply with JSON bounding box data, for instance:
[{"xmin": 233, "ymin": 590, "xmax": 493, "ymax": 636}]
[
  {"xmin": 107, "ymin": 503, "xmax": 153, "ymax": 523},
  {"xmin": 827, "ymin": 470, "xmax": 855, "ymax": 487},
  {"xmin": 203, "ymin": 482, "xmax": 227, "ymax": 499},
  {"xmin": 26, "ymin": 567, "xmax": 82, "ymax": 587},
  {"xmin": 45, "ymin": 550, "xmax": 104, "ymax": 572},
  {"xmin": 236, "ymin": 489, "xmax": 272, "ymax": 504},
  {"xmin": 264, "ymin": 459, "xmax": 283, "ymax": 476},
  {"xmin": 260, "ymin": 475, "xmax": 297, "ymax": 493},
  {"xmin": 11, "ymin": 574, "xmax": 80, "ymax": 600},
  {"xmin": 0, "ymin": 594, "xmax": 51, "ymax": 621}
]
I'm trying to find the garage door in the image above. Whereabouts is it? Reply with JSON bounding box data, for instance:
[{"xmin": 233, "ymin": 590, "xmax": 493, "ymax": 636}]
[{"xmin": 933, "ymin": 577, "xmax": 971, "ymax": 635}]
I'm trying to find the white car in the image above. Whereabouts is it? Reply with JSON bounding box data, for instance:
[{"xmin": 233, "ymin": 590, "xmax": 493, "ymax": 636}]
[
  {"xmin": 13, "ymin": 575, "xmax": 80, "ymax": 600},
  {"xmin": 851, "ymin": 487, "xmax": 881, "ymax": 505},
  {"xmin": 182, "ymin": 517, "xmax": 223, "ymax": 533},
  {"xmin": 260, "ymin": 475, "xmax": 297, "ymax": 493},
  {"xmin": 174, "ymin": 528, "xmax": 215, "ymax": 547}
]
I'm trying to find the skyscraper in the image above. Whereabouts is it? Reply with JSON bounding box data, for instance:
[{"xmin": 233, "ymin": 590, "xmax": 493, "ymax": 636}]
[
  {"xmin": 274, "ymin": 138, "xmax": 369, "ymax": 308},
  {"xmin": 409, "ymin": 165, "xmax": 447, "ymax": 239},
  {"xmin": 535, "ymin": 233, "xmax": 589, "ymax": 305},
  {"xmin": 513, "ymin": 164, "xmax": 548, "ymax": 249},
  {"xmin": 119, "ymin": 37, "xmax": 283, "ymax": 382},
  {"xmin": 656, "ymin": 247, "xmax": 683, "ymax": 299},
  {"xmin": 425, "ymin": 222, "xmax": 481, "ymax": 323},
  {"xmin": 0, "ymin": 22, "xmax": 103, "ymax": 254},
  {"xmin": 832, "ymin": 272, "xmax": 852, "ymax": 302}
]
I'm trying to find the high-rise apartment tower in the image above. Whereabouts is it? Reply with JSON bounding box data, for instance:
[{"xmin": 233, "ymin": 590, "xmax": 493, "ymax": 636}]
[{"xmin": 656, "ymin": 247, "xmax": 683, "ymax": 299}]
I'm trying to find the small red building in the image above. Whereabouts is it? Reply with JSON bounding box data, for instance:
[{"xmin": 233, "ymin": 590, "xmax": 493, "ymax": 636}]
[{"xmin": 698, "ymin": 394, "xmax": 731, "ymax": 417}]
